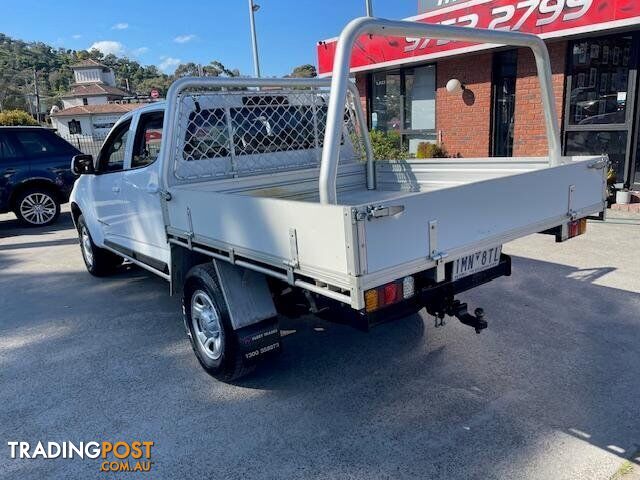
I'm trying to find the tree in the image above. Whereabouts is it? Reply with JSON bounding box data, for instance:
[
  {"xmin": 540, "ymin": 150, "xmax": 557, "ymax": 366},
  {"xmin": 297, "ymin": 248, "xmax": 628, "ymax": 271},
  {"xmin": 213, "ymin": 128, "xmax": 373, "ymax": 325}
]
[
  {"xmin": 0, "ymin": 32, "xmax": 241, "ymax": 108},
  {"xmin": 288, "ymin": 64, "xmax": 317, "ymax": 78},
  {"xmin": 0, "ymin": 109, "xmax": 38, "ymax": 126},
  {"xmin": 137, "ymin": 76, "xmax": 173, "ymax": 97},
  {"xmin": 174, "ymin": 60, "xmax": 237, "ymax": 78},
  {"xmin": 174, "ymin": 62, "xmax": 200, "ymax": 78}
]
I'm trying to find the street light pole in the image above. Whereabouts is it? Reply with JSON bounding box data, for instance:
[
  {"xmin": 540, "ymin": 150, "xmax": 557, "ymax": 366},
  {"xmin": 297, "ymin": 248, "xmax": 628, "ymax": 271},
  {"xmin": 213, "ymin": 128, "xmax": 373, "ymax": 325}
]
[{"xmin": 248, "ymin": 0, "xmax": 261, "ymax": 78}]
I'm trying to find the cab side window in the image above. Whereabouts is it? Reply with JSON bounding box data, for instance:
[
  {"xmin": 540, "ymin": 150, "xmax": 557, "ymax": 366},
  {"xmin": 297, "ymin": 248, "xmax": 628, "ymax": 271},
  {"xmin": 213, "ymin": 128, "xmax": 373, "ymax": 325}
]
[
  {"xmin": 98, "ymin": 121, "xmax": 131, "ymax": 173},
  {"xmin": 132, "ymin": 112, "xmax": 164, "ymax": 168}
]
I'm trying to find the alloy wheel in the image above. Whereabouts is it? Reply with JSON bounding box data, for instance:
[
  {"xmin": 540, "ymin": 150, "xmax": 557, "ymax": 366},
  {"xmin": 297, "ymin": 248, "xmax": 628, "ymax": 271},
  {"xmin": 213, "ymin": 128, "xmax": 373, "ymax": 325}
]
[{"xmin": 19, "ymin": 193, "xmax": 57, "ymax": 225}]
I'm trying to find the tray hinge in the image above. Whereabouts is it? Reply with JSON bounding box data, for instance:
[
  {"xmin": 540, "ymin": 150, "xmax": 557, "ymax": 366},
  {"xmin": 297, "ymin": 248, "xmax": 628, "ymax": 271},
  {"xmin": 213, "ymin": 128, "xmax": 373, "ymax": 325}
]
[
  {"xmin": 284, "ymin": 228, "xmax": 299, "ymax": 285},
  {"xmin": 567, "ymin": 184, "xmax": 577, "ymax": 220},
  {"xmin": 186, "ymin": 207, "xmax": 194, "ymax": 250},
  {"xmin": 428, "ymin": 220, "xmax": 448, "ymax": 283}
]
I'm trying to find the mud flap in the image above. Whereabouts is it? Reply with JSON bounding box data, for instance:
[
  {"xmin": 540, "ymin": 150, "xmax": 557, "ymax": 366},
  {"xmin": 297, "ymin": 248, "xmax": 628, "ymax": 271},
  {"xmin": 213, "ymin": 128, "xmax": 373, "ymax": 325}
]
[{"xmin": 235, "ymin": 316, "xmax": 281, "ymax": 366}]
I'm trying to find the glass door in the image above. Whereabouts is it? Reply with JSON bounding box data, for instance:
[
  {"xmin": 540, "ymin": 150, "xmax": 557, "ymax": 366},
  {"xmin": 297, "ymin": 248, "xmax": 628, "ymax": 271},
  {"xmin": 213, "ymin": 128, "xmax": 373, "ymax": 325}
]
[
  {"xmin": 371, "ymin": 71, "xmax": 401, "ymax": 133},
  {"xmin": 369, "ymin": 66, "xmax": 438, "ymax": 156},
  {"xmin": 491, "ymin": 50, "xmax": 518, "ymax": 157},
  {"xmin": 564, "ymin": 33, "xmax": 639, "ymax": 187}
]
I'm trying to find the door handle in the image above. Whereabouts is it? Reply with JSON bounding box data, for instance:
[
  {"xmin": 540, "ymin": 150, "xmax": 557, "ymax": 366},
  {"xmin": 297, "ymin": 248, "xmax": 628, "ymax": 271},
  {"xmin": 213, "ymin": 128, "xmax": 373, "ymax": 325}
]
[{"xmin": 112, "ymin": 186, "xmax": 121, "ymax": 193}]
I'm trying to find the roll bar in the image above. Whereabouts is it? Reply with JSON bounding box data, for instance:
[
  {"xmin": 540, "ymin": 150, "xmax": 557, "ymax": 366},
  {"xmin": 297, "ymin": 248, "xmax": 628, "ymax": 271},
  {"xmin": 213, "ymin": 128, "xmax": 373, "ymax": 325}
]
[
  {"xmin": 319, "ymin": 17, "xmax": 563, "ymax": 204},
  {"xmin": 161, "ymin": 76, "xmax": 374, "ymax": 191}
]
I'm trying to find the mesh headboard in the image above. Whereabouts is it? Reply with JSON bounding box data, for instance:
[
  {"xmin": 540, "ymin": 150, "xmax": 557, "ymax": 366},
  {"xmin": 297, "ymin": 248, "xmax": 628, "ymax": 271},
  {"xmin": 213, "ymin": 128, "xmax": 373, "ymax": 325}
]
[{"xmin": 171, "ymin": 87, "xmax": 365, "ymax": 183}]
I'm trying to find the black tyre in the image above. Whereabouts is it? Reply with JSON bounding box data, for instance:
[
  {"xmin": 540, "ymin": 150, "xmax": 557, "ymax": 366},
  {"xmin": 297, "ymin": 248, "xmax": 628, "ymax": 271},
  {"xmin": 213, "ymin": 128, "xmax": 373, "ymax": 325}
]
[
  {"xmin": 77, "ymin": 214, "xmax": 123, "ymax": 276},
  {"xmin": 14, "ymin": 188, "xmax": 60, "ymax": 227},
  {"xmin": 183, "ymin": 263, "xmax": 254, "ymax": 382}
]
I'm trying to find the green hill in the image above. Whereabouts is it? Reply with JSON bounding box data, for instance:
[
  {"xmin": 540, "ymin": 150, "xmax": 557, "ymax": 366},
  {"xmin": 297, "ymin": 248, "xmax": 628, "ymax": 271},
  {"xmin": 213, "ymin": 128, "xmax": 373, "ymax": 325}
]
[{"xmin": 0, "ymin": 33, "xmax": 238, "ymax": 114}]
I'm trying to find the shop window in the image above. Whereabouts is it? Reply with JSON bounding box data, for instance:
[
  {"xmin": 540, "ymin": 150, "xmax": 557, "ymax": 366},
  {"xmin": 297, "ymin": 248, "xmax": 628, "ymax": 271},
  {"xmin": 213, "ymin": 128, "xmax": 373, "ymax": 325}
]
[
  {"xmin": 370, "ymin": 66, "xmax": 436, "ymax": 155},
  {"xmin": 404, "ymin": 66, "xmax": 437, "ymax": 153},
  {"xmin": 565, "ymin": 33, "xmax": 638, "ymax": 186},
  {"xmin": 566, "ymin": 131, "xmax": 628, "ymax": 181},
  {"xmin": 568, "ymin": 36, "xmax": 632, "ymax": 126}
]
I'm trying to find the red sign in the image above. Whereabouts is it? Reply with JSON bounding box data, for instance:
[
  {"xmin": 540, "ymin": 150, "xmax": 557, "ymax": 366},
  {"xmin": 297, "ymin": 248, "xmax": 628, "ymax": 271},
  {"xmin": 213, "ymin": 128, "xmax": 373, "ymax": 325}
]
[
  {"xmin": 317, "ymin": 0, "xmax": 640, "ymax": 76},
  {"xmin": 150, "ymin": 89, "xmax": 160, "ymax": 99}
]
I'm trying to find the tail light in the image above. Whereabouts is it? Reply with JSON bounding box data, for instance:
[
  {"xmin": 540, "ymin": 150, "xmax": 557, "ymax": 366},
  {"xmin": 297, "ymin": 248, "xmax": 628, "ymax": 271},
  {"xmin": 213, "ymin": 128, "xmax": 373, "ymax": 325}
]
[
  {"xmin": 568, "ymin": 218, "xmax": 587, "ymax": 239},
  {"xmin": 365, "ymin": 276, "xmax": 415, "ymax": 313}
]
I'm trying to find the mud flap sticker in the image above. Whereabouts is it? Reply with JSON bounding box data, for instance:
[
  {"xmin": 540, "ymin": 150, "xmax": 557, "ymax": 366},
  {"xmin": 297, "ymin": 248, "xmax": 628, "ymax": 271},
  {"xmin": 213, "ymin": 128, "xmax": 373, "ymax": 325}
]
[{"xmin": 236, "ymin": 317, "xmax": 281, "ymax": 365}]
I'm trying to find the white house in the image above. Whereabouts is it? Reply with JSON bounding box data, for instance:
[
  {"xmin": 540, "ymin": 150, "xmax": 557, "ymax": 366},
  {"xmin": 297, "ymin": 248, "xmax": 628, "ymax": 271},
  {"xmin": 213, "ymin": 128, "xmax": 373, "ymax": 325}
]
[
  {"xmin": 60, "ymin": 59, "xmax": 129, "ymax": 109},
  {"xmin": 51, "ymin": 59, "xmax": 141, "ymax": 142},
  {"xmin": 51, "ymin": 103, "xmax": 142, "ymax": 138}
]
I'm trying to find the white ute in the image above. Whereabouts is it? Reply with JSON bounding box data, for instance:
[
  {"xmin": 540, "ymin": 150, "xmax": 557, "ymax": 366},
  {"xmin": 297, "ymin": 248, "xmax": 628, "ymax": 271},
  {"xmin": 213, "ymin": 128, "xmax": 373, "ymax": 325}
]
[{"xmin": 70, "ymin": 18, "xmax": 607, "ymax": 381}]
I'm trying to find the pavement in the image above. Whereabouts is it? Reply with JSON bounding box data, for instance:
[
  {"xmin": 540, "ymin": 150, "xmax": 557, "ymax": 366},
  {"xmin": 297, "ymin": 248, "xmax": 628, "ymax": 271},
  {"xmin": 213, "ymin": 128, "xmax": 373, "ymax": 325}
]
[{"xmin": 0, "ymin": 206, "xmax": 639, "ymax": 479}]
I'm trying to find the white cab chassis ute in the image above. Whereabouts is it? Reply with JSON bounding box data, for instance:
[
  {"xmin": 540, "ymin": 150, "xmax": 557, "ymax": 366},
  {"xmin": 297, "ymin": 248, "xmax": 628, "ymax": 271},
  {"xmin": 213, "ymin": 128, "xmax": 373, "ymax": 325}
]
[{"xmin": 70, "ymin": 18, "xmax": 607, "ymax": 381}]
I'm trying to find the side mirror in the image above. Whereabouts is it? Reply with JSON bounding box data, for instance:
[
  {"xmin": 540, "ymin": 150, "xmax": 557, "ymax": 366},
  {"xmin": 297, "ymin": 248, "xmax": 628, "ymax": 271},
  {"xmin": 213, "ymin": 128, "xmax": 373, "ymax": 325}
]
[{"xmin": 71, "ymin": 154, "xmax": 95, "ymax": 175}]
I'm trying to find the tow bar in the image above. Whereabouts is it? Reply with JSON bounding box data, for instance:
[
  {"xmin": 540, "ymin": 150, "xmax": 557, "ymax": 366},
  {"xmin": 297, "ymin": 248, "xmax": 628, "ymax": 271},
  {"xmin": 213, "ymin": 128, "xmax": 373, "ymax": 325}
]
[{"xmin": 428, "ymin": 299, "xmax": 488, "ymax": 334}]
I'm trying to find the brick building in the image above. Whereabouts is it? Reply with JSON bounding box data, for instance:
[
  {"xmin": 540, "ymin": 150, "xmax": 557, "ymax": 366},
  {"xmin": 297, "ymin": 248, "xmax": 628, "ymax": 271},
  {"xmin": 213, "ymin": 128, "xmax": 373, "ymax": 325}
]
[{"xmin": 317, "ymin": 1, "xmax": 640, "ymax": 191}]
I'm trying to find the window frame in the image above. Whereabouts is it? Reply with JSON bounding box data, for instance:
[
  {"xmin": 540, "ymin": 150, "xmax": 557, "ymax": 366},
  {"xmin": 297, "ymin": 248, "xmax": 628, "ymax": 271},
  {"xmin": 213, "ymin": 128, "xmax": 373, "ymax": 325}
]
[
  {"xmin": 96, "ymin": 120, "xmax": 132, "ymax": 174},
  {"xmin": 68, "ymin": 119, "xmax": 82, "ymax": 135},
  {"xmin": 131, "ymin": 111, "xmax": 164, "ymax": 170},
  {"xmin": 367, "ymin": 63, "xmax": 438, "ymax": 150},
  {"xmin": 563, "ymin": 32, "xmax": 640, "ymax": 188}
]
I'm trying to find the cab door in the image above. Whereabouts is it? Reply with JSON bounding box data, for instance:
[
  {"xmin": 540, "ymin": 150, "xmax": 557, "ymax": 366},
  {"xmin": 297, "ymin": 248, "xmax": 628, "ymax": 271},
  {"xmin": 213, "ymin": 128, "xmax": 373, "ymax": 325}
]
[
  {"xmin": 119, "ymin": 110, "xmax": 169, "ymax": 268},
  {"xmin": 90, "ymin": 119, "xmax": 132, "ymax": 244}
]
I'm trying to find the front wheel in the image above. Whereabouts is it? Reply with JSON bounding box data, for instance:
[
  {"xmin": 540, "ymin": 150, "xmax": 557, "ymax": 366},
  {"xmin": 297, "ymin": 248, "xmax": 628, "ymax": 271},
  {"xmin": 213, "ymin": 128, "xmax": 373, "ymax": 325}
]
[
  {"xmin": 77, "ymin": 214, "xmax": 123, "ymax": 276},
  {"xmin": 183, "ymin": 263, "xmax": 253, "ymax": 382},
  {"xmin": 15, "ymin": 189, "xmax": 60, "ymax": 227}
]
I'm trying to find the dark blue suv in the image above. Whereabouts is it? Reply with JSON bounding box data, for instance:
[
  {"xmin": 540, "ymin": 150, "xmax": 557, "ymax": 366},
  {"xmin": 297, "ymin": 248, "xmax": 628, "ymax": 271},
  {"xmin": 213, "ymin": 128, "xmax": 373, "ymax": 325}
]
[{"xmin": 0, "ymin": 127, "xmax": 80, "ymax": 226}]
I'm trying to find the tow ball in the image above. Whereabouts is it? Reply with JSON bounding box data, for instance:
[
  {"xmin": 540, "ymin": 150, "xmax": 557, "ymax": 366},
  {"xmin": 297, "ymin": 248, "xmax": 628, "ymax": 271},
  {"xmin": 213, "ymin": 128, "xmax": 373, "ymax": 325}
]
[{"xmin": 428, "ymin": 299, "xmax": 488, "ymax": 334}]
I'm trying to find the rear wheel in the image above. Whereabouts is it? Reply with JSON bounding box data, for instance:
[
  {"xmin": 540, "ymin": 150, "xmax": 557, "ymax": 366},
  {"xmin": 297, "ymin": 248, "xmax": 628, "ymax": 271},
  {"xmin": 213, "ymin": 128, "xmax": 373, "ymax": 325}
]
[
  {"xmin": 183, "ymin": 263, "xmax": 253, "ymax": 381},
  {"xmin": 77, "ymin": 214, "xmax": 123, "ymax": 276},
  {"xmin": 14, "ymin": 188, "xmax": 60, "ymax": 227}
]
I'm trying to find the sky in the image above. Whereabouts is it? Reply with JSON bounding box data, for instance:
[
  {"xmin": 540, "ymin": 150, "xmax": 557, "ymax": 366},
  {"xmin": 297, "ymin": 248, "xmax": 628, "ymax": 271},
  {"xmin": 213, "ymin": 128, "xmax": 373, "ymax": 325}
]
[{"xmin": 0, "ymin": 0, "xmax": 417, "ymax": 76}]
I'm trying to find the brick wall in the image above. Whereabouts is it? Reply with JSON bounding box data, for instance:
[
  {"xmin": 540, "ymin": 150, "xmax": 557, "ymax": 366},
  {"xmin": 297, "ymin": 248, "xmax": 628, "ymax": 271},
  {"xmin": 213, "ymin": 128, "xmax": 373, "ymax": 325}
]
[
  {"xmin": 353, "ymin": 41, "xmax": 567, "ymax": 158},
  {"xmin": 436, "ymin": 52, "xmax": 493, "ymax": 157},
  {"xmin": 512, "ymin": 41, "xmax": 567, "ymax": 157}
]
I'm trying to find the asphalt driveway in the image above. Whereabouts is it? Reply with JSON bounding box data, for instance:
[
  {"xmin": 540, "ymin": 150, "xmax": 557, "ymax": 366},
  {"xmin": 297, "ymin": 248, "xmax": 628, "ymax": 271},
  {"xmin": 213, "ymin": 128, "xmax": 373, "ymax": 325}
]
[{"xmin": 0, "ymin": 208, "xmax": 639, "ymax": 479}]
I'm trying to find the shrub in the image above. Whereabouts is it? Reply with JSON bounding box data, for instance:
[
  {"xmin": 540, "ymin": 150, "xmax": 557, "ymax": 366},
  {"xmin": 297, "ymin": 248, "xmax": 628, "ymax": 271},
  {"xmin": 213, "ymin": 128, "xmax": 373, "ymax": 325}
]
[
  {"xmin": 415, "ymin": 142, "xmax": 449, "ymax": 159},
  {"xmin": 0, "ymin": 109, "xmax": 39, "ymax": 126},
  {"xmin": 369, "ymin": 130, "xmax": 408, "ymax": 160}
]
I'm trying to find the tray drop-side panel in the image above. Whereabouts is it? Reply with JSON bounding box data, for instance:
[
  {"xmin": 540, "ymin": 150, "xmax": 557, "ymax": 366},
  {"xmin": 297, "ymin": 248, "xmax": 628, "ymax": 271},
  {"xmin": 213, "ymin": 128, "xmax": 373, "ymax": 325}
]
[{"xmin": 362, "ymin": 159, "xmax": 604, "ymax": 274}]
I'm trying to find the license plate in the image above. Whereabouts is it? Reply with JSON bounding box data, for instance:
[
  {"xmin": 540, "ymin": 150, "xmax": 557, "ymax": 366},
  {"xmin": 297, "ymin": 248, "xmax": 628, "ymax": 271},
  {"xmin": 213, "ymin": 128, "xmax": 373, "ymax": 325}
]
[{"xmin": 452, "ymin": 245, "xmax": 502, "ymax": 281}]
